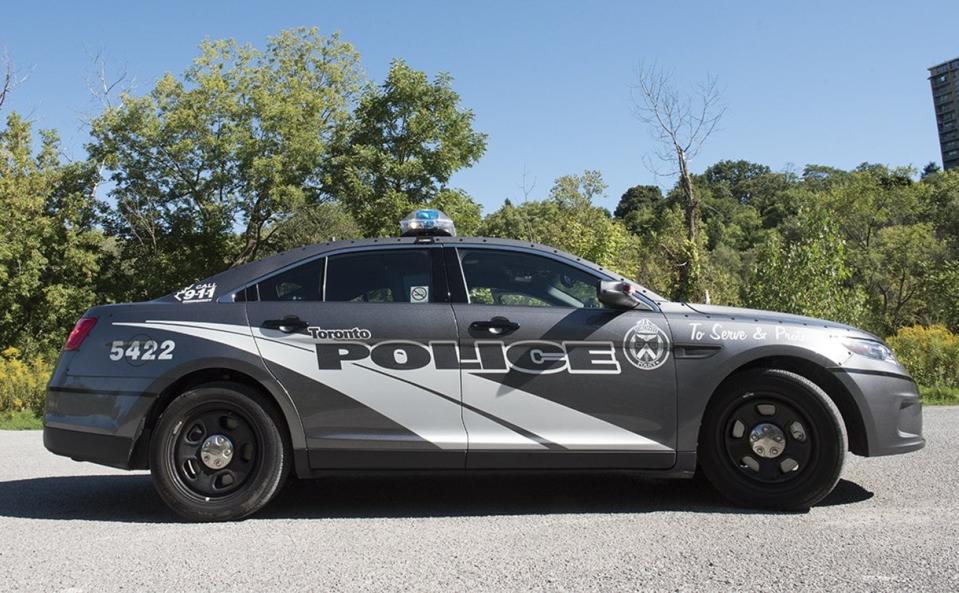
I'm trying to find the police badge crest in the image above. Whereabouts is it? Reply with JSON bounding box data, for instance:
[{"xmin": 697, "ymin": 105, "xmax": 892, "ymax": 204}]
[{"xmin": 623, "ymin": 318, "xmax": 670, "ymax": 370}]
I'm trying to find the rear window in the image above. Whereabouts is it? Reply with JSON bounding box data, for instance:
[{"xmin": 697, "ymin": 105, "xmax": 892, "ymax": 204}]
[{"xmin": 325, "ymin": 249, "xmax": 434, "ymax": 304}]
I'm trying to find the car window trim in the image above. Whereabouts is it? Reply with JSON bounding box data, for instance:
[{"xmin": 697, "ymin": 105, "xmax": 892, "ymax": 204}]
[{"xmin": 222, "ymin": 243, "xmax": 446, "ymax": 304}]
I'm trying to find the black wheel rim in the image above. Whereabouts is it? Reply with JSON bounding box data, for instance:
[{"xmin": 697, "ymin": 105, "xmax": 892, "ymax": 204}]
[
  {"xmin": 722, "ymin": 395, "xmax": 815, "ymax": 485},
  {"xmin": 171, "ymin": 404, "xmax": 260, "ymax": 498}
]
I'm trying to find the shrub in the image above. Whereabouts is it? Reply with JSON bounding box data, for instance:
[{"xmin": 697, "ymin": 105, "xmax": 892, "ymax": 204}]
[
  {"xmin": 0, "ymin": 347, "xmax": 53, "ymax": 417},
  {"xmin": 886, "ymin": 325, "xmax": 959, "ymax": 390}
]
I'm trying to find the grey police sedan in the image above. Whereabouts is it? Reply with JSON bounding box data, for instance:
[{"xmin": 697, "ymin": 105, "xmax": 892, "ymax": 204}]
[{"xmin": 43, "ymin": 210, "xmax": 923, "ymax": 521}]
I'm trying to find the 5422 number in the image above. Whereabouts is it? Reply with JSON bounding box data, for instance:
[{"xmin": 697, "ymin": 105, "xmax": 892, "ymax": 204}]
[{"xmin": 109, "ymin": 340, "xmax": 175, "ymax": 361}]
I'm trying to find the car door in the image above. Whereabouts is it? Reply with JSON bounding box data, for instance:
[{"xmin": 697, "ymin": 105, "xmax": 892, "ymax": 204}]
[
  {"xmin": 446, "ymin": 246, "xmax": 677, "ymax": 469},
  {"xmin": 245, "ymin": 245, "xmax": 467, "ymax": 469}
]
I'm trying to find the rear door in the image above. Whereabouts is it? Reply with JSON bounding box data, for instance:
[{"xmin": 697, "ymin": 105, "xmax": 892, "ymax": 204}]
[
  {"xmin": 446, "ymin": 246, "xmax": 677, "ymax": 469},
  {"xmin": 245, "ymin": 245, "xmax": 467, "ymax": 469}
]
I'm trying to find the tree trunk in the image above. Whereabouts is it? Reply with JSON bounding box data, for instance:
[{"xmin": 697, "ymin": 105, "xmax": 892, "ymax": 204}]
[{"xmin": 676, "ymin": 146, "xmax": 698, "ymax": 302}]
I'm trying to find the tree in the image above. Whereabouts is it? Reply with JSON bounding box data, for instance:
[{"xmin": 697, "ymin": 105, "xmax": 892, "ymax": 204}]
[
  {"xmin": 482, "ymin": 171, "xmax": 639, "ymax": 276},
  {"xmin": 745, "ymin": 207, "xmax": 864, "ymax": 325},
  {"xmin": 702, "ymin": 160, "xmax": 771, "ymax": 205},
  {"xmin": 613, "ymin": 184, "xmax": 663, "ymax": 235},
  {"xmin": 868, "ymin": 224, "xmax": 945, "ymax": 332},
  {"xmin": 0, "ymin": 50, "xmax": 26, "ymax": 112},
  {"xmin": 632, "ymin": 64, "xmax": 725, "ymax": 302},
  {"xmin": 428, "ymin": 188, "xmax": 483, "ymax": 236},
  {"xmin": 921, "ymin": 161, "xmax": 941, "ymax": 180},
  {"xmin": 88, "ymin": 28, "xmax": 363, "ymax": 301},
  {"xmin": 326, "ymin": 59, "xmax": 487, "ymax": 237},
  {"xmin": 263, "ymin": 201, "xmax": 362, "ymax": 255},
  {"xmin": 0, "ymin": 114, "xmax": 105, "ymax": 354}
]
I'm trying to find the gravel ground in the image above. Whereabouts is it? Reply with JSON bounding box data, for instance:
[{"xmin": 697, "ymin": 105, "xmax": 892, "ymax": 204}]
[{"xmin": 0, "ymin": 408, "xmax": 956, "ymax": 593}]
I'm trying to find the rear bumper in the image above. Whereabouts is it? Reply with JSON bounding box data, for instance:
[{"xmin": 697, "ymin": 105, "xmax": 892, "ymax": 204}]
[
  {"xmin": 832, "ymin": 368, "xmax": 925, "ymax": 457},
  {"xmin": 43, "ymin": 376, "xmax": 156, "ymax": 470},
  {"xmin": 43, "ymin": 426, "xmax": 137, "ymax": 469}
]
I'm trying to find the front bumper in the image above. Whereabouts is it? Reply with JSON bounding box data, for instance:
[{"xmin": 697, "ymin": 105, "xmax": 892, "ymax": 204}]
[
  {"xmin": 43, "ymin": 375, "xmax": 156, "ymax": 470},
  {"xmin": 832, "ymin": 368, "xmax": 925, "ymax": 457}
]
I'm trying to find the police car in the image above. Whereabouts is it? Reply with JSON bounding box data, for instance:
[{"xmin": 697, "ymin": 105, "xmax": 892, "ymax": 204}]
[{"xmin": 44, "ymin": 210, "xmax": 924, "ymax": 521}]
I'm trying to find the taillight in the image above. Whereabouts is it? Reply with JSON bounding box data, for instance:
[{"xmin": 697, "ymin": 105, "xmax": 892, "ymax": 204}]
[{"xmin": 64, "ymin": 317, "xmax": 97, "ymax": 351}]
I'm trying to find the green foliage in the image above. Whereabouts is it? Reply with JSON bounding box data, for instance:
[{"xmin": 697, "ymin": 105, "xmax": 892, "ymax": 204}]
[
  {"xmin": 263, "ymin": 201, "xmax": 362, "ymax": 255},
  {"xmin": 887, "ymin": 325, "xmax": 959, "ymax": 390},
  {"xmin": 481, "ymin": 171, "xmax": 639, "ymax": 277},
  {"xmin": 745, "ymin": 207, "xmax": 864, "ymax": 325},
  {"xmin": 326, "ymin": 59, "xmax": 487, "ymax": 237},
  {"xmin": 0, "ymin": 114, "xmax": 106, "ymax": 355},
  {"xmin": 702, "ymin": 159, "xmax": 771, "ymax": 205},
  {"xmin": 0, "ymin": 347, "xmax": 52, "ymax": 418},
  {"xmin": 88, "ymin": 28, "xmax": 364, "ymax": 300},
  {"xmin": 918, "ymin": 385, "xmax": 959, "ymax": 405},
  {"xmin": 0, "ymin": 409, "xmax": 44, "ymax": 430},
  {"xmin": 614, "ymin": 185, "xmax": 663, "ymax": 236},
  {"xmin": 428, "ymin": 189, "xmax": 483, "ymax": 236}
]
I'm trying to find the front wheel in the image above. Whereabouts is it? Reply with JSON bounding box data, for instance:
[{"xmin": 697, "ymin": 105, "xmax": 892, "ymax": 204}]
[
  {"xmin": 150, "ymin": 382, "xmax": 289, "ymax": 521},
  {"xmin": 698, "ymin": 368, "xmax": 847, "ymax": 510}
]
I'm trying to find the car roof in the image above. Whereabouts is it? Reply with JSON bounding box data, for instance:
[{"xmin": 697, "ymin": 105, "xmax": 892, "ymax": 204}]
[{"xmin": 157, "ymin": 235, "xmax": 667, "ymax": 303}]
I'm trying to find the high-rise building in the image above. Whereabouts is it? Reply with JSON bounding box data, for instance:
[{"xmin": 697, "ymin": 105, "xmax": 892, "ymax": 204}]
[{"xmin": 929, "ymin": 57, "xmax": 959, "ymax": 170}]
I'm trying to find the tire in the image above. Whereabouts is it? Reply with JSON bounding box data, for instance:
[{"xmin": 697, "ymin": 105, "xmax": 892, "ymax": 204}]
[
  {"xmin": 150, "ymin": 382, "xmax": 290, "ymax": 521},
  {"xmin": 698, "ymin": 368, "xmax": 847, "ymax": 511}
]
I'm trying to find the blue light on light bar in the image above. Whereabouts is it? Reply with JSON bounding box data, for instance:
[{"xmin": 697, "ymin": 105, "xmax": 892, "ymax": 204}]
[{"xmin": 399, "ymin": 209, "xmax": 456, "ymax": 237}]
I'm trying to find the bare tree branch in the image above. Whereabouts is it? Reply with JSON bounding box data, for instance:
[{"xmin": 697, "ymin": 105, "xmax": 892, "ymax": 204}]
[
  {"xmin": 84, "ymin": 48, "xmax": 133, "ymax": 111},
  {"xmin": 0, "ymin": 50, "xmax": 29, "ymax": 111},
  {"xmin": 517, "ymin": 164, "xmax": 537, "ymax": 242},
  {"xmin": 630, "ymin": 62, "xmax": 725, "ymax": 301}
]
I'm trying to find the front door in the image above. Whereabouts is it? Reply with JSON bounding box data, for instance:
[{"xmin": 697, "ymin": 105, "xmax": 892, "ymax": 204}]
[
  {"xmin": 447, "ymin": 246, "xmax": 677, "ymax": 469},
  {"xmin": 245, "ymin": 246, "xmax": 467, "ymax": 469}
]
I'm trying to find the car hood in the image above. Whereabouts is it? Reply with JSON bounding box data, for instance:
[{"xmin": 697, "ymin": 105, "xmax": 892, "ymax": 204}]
[{"xmin": 659, "ymin": 302, "xmax": 879, "ymax": 341}]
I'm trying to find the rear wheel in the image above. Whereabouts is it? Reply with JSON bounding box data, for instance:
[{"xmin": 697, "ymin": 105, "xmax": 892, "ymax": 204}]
[
  {"xmin": 699, "ymin": 368, "xmax": 847, "ymax": 510},
  {"xmin": 150, "ymin": 382, "xmax": 289, "ymax": 521}
]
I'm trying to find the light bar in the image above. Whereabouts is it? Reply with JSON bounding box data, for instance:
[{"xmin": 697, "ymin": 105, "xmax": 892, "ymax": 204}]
[{"xmin": 399, "ymin": 209, "xmax": 456, "ymax": 237}]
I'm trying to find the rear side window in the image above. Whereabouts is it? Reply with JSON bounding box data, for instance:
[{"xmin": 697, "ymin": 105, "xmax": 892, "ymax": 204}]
[
  {"xmin": 459, "ymin": 249, "xmax": 603, "ymax": 308},
  {"xmin": 258, "ymin": 258, "xmax": 325, "ymax": 302},
  {"xmin": 325, "ymin": 249, "xmax": 435, "ymax": 303}
]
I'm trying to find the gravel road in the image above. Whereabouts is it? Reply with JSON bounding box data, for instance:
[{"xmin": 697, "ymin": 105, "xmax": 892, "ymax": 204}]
[{"xmin": 0, "ymin": 407, "xmax": 956, "ymax": 593}]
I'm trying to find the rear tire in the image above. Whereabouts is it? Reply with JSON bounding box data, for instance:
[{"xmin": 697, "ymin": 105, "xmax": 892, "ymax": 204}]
[
  {"xmin": 150, "ymin": 382, "xmax": 289, "ymax": 521},
  {"xmin": 699, "ymin": 368, "xmax": 847, "ymax": 510}
]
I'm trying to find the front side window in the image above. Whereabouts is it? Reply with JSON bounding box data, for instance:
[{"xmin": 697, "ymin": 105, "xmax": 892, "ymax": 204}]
[
  {"xmin": 325, "ymin": 249, "xmax": 435, "ymax": 303},
  {"xmin": 459, "ymin": 249, "xmax": 603, "ymax": 308}
]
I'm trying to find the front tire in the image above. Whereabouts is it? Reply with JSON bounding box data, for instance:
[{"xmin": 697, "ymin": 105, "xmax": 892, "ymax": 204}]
[
  {"xmin": 150, "ymin": 382, "xmax": 289, "ymax": 521},
  {"xmin": 699, "ymin": 368, "xmax": 847, "ymax": 510}
]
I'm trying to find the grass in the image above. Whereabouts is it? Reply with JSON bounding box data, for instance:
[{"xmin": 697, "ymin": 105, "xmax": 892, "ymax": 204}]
[
  {"xmin": 0, "ymin": 410, "xmax": 43, "ymax": 430},
  {"xmin": 919, "ymin": 385, "xmax": 959, "ymax": 406}
]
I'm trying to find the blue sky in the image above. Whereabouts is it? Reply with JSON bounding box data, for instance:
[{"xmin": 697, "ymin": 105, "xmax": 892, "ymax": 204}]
[{"xmin": 3, "ymin": 0, "xmax": 957, "ymax": 214}]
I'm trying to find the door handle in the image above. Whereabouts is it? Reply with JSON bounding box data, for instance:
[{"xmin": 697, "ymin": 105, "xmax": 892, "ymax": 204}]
[
  {"xmin": 262, "ymin": 315, "xmax": 309, "ymax": 333},
  {"xmin": 469, "ymin": 316, "xmax": 520, "ymax": 335}
]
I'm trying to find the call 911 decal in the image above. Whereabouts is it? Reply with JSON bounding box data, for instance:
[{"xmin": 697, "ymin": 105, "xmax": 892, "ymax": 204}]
[{"xmin": 174, "ymin": 282, "xmax": 216, "ymax": 303}]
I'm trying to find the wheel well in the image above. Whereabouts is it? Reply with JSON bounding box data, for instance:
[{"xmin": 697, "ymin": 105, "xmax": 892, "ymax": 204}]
[
  {"xmin": 709, "ymin": 356, "xmax": 868, "ymax": 456},
  {"xmin": 129, "ymin": 368, "xmax": 294, "ymax": 469}
]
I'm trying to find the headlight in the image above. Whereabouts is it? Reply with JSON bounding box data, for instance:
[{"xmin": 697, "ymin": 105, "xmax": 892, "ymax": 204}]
[{"xmin": 840, "ymin": 337, "xmax": 897, "ymax": 362}]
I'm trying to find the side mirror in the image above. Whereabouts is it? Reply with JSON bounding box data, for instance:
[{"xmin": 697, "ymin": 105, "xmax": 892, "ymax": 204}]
[{"xmin": 598, "ymin": 281, "xmax": 642, "ymax": 310}]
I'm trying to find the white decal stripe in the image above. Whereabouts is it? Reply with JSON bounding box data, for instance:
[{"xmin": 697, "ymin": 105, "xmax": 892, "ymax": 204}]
[
  {"xmin": 114, "ymin": 322, "xmax": 260, "ymax": 355},
  {"xmin": 113, "ymin": 321, "xmax": 670, "ymax": 452},
  {"xmin": 461, "ymin": 372, "xmax": 672, "ymax": 451},
  {"xmin": 462, "ymin": 410, "xmax": 549, "ymax": 450},
  {"xmin": 116, "ymin": 321, "xmax": 475, "ymax": 449},
  {"xmin": 254, "ymin": 339, "xmax": 470, "ymax": 449},
  {"xmin": 143, "ymin": 320, "xmax": 254, "ymax": 337}
]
